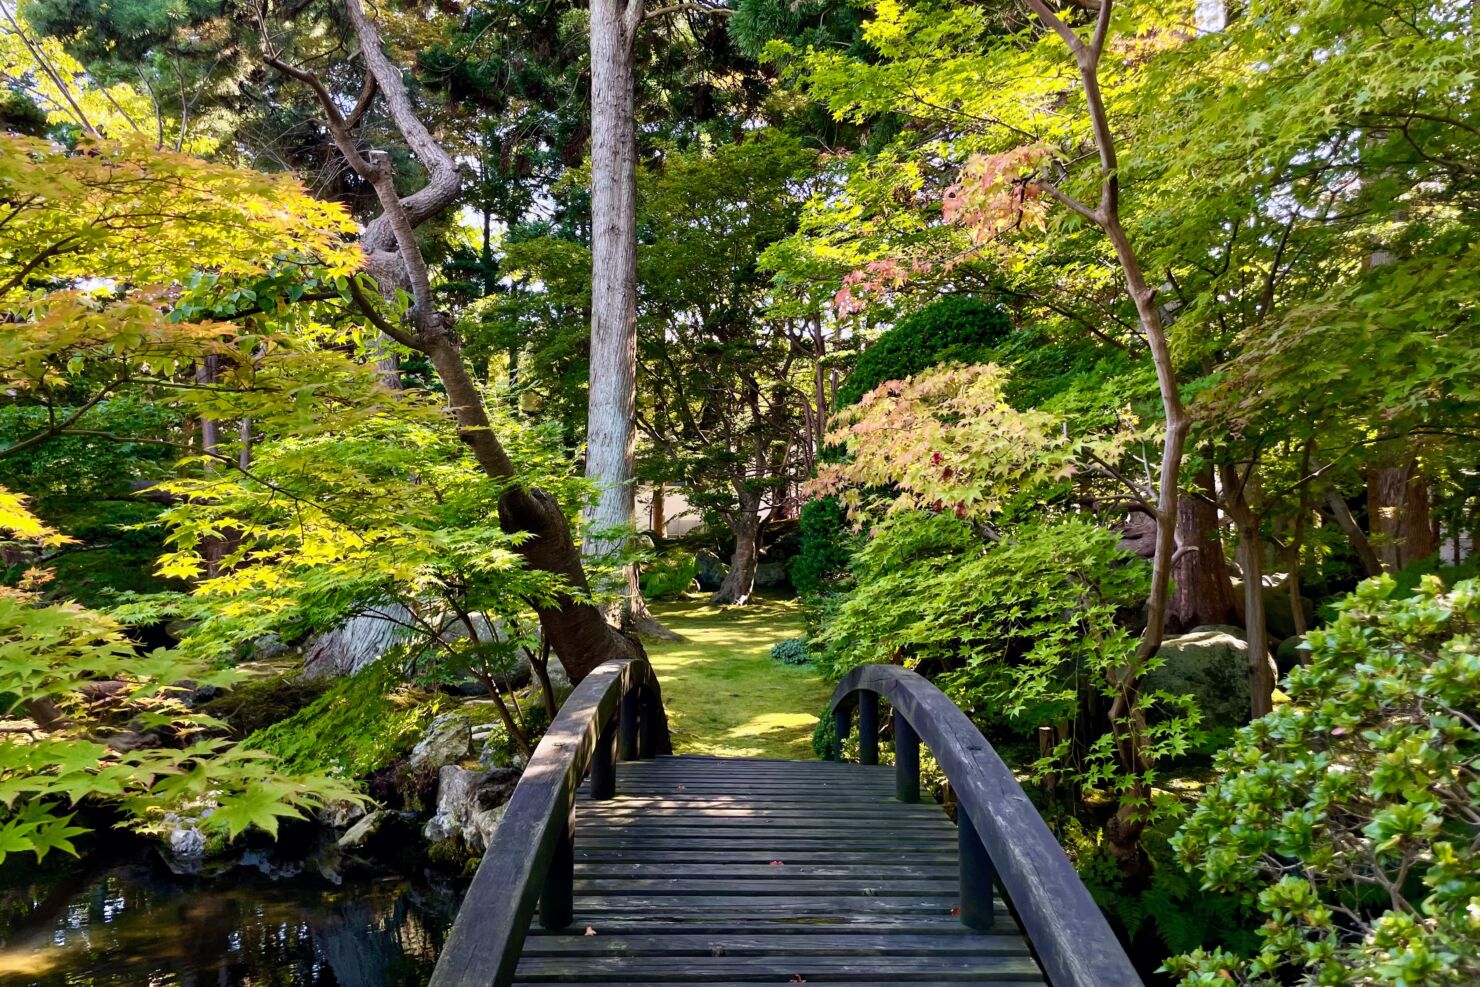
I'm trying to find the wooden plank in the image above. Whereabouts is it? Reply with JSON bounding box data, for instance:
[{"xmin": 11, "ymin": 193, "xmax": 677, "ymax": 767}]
[
  {"xmin": 576, "ymin": 816, "xmax": 954, "ymax": 831},
  {"xmin": 574, "ymin": 851, "xmax": 959, "ymax": 865},
  {"xmin": 575, "ymin": 863, "xmax": 959, "ymax": 879},
  {"xmin": 525, "ymin": 917, "xmax": 993, "ymax": 936},
  {"xmin": 578, "ymin": 805, "xmax": 948, "ymax": 819},
  {"xmin": 512, "ymin": 954, "xmax": 1046, "ymax": 981},
  {"xmin": 514, "ymin": 982, "xmax": 1045, "ymax": 987},
  {"xmin": 520, "ymin": 932, "xmax": 1030, "ymax": 957},
  {"xmin": 571, "ymin": 878, "xmax": 957, "ymax": 896},
  {"xmin": 570, "ymin": 894, "xmax": 960, "ymax": 914}
]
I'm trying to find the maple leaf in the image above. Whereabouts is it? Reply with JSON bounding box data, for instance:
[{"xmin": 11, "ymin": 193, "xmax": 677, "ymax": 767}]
[
  {"xmin": 789, "ymin": 975, "xmax": 807, "ymax": 983},
  {"xmin": 584, "ymin": 926, "xmax": 598, "ymax": 936},
  {"xmin": 769, "ymin": 860, "xmax": 785, "ymax": 866}
]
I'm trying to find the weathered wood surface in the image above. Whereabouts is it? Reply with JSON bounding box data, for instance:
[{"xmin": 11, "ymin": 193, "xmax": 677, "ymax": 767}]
[
  {"xmin": 428, "ymin": 657, "xmax": 670, "ymax": 987},
  {"xmin": 829, "ymin": 669, "xmax": 1144, "ymax": 987},
  {"xmin": 509, "ymin": 756, "xmax": 1048, "ymax": 986}
]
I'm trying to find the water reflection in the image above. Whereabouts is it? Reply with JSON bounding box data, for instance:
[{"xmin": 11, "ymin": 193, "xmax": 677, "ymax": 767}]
[{"xmin": 0, "ymin": 856, "xmax": 459, "ymax": 986}]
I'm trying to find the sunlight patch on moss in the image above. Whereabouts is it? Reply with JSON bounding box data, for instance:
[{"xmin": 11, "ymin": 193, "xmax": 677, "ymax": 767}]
[{"xmin": 645, "ymin": 595, "xmax": 831, "ymax": 760}]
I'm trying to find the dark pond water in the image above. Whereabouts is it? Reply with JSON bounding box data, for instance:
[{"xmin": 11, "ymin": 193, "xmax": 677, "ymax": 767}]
[{"xmin": 0, "ymin": 851, "xmax": 462, "ymax": 986}]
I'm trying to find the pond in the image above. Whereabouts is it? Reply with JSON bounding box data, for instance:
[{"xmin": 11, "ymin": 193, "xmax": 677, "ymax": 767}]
[{"xmin": 0, "ymin": 848, "xmax": 462, "ymax": 986}]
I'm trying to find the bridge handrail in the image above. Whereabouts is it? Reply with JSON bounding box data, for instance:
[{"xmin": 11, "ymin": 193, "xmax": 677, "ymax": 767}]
[
  {"xmin": 828, "ymin": 664, "xmax": 1142, "ymax": 987},
  {"xmin": 428, "ymin": 655, "xmax": 670, "ymax": 987}
]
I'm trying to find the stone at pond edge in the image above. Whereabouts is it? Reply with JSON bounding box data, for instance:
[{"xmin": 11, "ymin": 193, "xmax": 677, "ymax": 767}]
[
  {"xmin": 409, "ymin": 713, "xmax": 472, "ymax": 771},
  {"xmin": 338, "ymin": 809, "xmax": 388, "ymax": 849},
  {"xmin": 695, "ymin": 550, "xmax": 728, "ymax": 592},
  {"xmin": 1145, "ymin": 624, "xmax": 1277, "ymax": 730},
  {"xmin": 423, "ymin": 766, "xmax": 520, "ymax": 853}
]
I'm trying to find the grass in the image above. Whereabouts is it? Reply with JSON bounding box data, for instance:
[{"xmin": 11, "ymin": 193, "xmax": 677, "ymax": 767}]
[{"xmin": 644, "ymin": 594, "xmax": 832, "ymax": 760}]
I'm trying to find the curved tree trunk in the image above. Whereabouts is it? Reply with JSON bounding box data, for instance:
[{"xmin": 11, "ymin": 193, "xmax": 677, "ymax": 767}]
[
  {"xmin": 711, "ymin": 513, "xmax": 760, "ymax": 606},
  {"xmin": 265, "ymin": 0, "xmax": 645, "ymax": 685}
]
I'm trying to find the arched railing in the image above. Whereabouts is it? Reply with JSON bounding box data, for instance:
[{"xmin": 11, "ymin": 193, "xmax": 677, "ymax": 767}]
[
  {"xmin": 428, "ymin": 655, "xmax": 670, "ymax": 987},
  {"xmin": 828, "ymin": 664, "xmax": 1143, "ymax": 987}
]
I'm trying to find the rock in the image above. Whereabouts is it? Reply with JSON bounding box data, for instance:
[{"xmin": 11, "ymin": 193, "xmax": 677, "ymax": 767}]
[
  {"xmin": 409, "ymin": 713, "xmax": 472, "ymax": 771},
  {"xmin": 246, "ymin": 633, "xmax": 292, "ymax": 661},
  {"xmin": 321, "ymin": 799, "xmax": 366, "ymax": 829},
  {"xmin": 423, "ymin": 766, "xmax": 520, "ymax": 852},
  {"xmin": 304, "ymin": 602, "xmax": 414, "ymax": 679},
  {"xmin": 160, "ymin": 811, "xmax": 211, "ymax": 873},
  {"xmin": 694, "ymin": 550, "xmax": 729, "ymax": 592},
  {"xmin": 1146, "ymin": 624, "xmax": 1277, "ymax": 730},
  {"xmin": 754, "ymin": 561, "xmax": 790, "ymax": 590},
  {"xmin": 545, "ymin": 655, "xmax": 572, "ymax": 695},
  {"xmin": 1276, "ymin": 634, "xmax": 1308, "ymax": 672},
  {"xmin": 1262, "ymin": 586, "xmax": 1315, "ymax": 640},
  {"xmin": 337, "ymin": 809, "xmax": 388, "ymax": 849}
]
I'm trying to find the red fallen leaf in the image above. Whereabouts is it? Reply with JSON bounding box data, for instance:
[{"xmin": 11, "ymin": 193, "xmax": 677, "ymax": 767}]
[
  {"xmin": 584, "ymin": 927, "xmax": 598, "ymax": 936},
  {"xmin": 949, "ymin": 907, "xmax": 961, "ymax": 917},
  {"xmin": 788, "ymin": 976, "xmax": 807, "ymax": 984},
  {"xmin": 769, "ymin": 860, "xmax": 785, "ymax": 867}
]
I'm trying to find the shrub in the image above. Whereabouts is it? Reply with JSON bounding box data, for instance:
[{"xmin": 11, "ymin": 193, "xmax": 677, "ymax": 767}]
[
  {"xmin": 770, "ymin": 637, "xmax": 811, "ymax": 665},
  {"xmin": 835, "ymin": 296, "xmax": 1011, "ymax": 406},
  {"xmin": 1168, "ymin": 575, "xmax": 1480, "ymax": 986},
  {"xmin": 790, "ymin": 496, "xmax": 855, "ymax": 597},
  {"xmin": 640, "ymin": 550, "xmax": 698, "ymax": 600},
  {"xmin": 247, "ymin": 661, "xmax": 446, "ymax": 778}
]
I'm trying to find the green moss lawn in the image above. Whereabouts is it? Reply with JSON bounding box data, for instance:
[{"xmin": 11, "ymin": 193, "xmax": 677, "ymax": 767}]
[{"xmin": 644, "ymin": 595, "xmax": 831, "ymax": 759}]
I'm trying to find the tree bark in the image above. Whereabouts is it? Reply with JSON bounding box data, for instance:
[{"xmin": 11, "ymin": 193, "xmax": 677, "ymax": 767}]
[
  {"xmin": 1369, "ymin": 458, "xmax": 1437, "ymax": 570},
  {"xmin": 583, "ymin": 0, "xmax": 640, "ymax": 568},
  {"xmin": 711, "ymin": 509, "xmax": 761, "ymax": 606},
  {"xmin": 649, "ymin": 482, "xmax": 666, "ymax": 539},
  {"xmin": 1168, "ymin": 466, "xmax": 1238, "ymax": 631},
  {"xmin": 1220, "ymin": 465, "xmax": 1274, "ymax": 719},
  {"xmin": 1324, "ymin": 488, "xmax": 1383, "ymax": 577}
]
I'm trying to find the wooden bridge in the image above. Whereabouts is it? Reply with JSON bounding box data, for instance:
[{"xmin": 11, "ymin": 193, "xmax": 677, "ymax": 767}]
[{"xmin": 427, "ymin": 658, "xmax": 1143, "ymax": 987}]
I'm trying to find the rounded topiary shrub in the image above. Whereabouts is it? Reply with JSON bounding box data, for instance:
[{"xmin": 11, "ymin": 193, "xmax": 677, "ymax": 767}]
[
  {"xmin": 769, "ymin": 636, "xmax": 811, "ymax": 666},
  {"xmin": 836, "ymin": 296, "xmax": 1012, "ymax": 406}
]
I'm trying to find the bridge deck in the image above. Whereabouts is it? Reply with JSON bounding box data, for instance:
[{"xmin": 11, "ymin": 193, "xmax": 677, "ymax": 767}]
[{"xmin": 513, "ymin": 754, "xmax": 1047, "ymax": 985}]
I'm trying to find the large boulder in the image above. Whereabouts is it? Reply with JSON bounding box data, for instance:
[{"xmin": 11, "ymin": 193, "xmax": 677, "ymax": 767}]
[
  {"xmin": 754, "ymin": 561, "xmax": 790, "ymax": 590},
  {"xmin": 423, "ymin": 766, "xmax": 519, "ymax": 852},
  {"xmin": 694, "ymin": 550, "xmax": 729, "ymax": 592},
  {"xmin": 408, "ymin": 713, "xmax": 472, "ymax": 771},
  {"xmin": 1145, "ymin": 624, "xmax": 1276, "ymax": 730},
  {"xmin": 303, "ymin": 602, "xmax": 413, "ymax": 679},
  {"xmin": 1262, "ymin": 586, "xmax": 1315, "ymax": 640}
]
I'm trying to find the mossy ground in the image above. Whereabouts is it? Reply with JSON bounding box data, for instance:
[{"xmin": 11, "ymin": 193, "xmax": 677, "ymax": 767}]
[{"xmin": 644, "ymin": 594, "xmax": 830, "ymax": 759}]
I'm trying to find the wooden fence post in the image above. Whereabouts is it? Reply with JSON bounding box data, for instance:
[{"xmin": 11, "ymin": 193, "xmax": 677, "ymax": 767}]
[
  {"xmin": 895, "ymin": 715, "xmax": 920, "ymax": 803},
  {"xmin": 590, "ymin": 714, "xmax": 618, "ymax": 800},
  {"xmin": 618, "ymin": 688, "xmax": 638, "ymax": 761},
  {"xmin": 858, "ymin": 691, "xmax": 879, "ymax": 766},
  {"xmin": 539, "ymin": 803, "xmax": 575, "ymax": 930},
  {"xmin": 957, "ymin": 804, "xmax": 995, "ymax": 930}
]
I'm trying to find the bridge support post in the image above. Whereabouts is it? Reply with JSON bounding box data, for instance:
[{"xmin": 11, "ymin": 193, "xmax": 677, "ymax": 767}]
[
  {"xmin": 637, "ymin": 687, "xmax": 660, "ymax": 759},
  {"xmin": 540, "ymin": 803, "xmax": 575, "ymax": 930},
  {"xmin": 858, "ymin": 691, "xmax": 879, "ymax": 766},
  {"xmin": 591, "ymin": 714, "xmax": 618, "ymax": 800},
  {"xmin": 831, "ymin": 705, "xmax": 850, "ymax": 761},
  {"xmin": 618, "ymin": 688, "xmax": 639, "ymax": 761},
  {"xmin": 957, "ymin": 805, "xmax": 995, "ymax": 930},
  {"xmin": 895, "ymin": 715, "xmax": 920, "ymax": 803}
]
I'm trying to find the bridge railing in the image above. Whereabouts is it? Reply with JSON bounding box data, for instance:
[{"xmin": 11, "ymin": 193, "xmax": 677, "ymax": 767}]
[
  {"xmin": 828, "ymin": 664, "xmax": 1143, "ymax": 987},
  {"xmin": 428, "ymin": 655, "xmax": 670, "ymax": 987}
]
